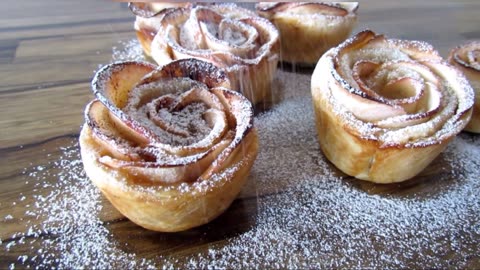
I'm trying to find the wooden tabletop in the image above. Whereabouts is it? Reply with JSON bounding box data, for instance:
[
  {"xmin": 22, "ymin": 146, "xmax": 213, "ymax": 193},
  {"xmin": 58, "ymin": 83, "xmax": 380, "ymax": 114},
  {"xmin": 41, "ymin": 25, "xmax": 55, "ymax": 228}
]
[{"xmin": 1, "ymin": 0, "xmax": 479, "ymax": 268}]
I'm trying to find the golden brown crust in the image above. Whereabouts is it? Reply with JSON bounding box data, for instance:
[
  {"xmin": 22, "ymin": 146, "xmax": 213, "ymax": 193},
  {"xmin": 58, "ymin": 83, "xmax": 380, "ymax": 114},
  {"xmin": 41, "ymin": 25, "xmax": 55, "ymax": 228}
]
[
  {"xmin": 311, "ymin": 30, "xmax": 474, "ymax": 183},
  {"xmin": 80, "ymin": 58, "xmax": 258, "ymax": 232},
  {"xmin": 256, "ymin": 2, "xmax": 358, "ymax": 65},
  {"xmin": 448, "ymin": 41, "xmax": 480, "ymax": 133},
  {"xmin": 134, "ymin": 4, "xmax": 280, "ymax": 106}
]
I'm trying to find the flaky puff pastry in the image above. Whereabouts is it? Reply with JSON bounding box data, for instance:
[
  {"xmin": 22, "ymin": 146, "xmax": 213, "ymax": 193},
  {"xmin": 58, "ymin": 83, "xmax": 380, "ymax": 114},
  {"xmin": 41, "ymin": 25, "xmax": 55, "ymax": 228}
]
[
  {"xmin": 256, "ymin": 2, "xmax": 358, "ymax": 65},
  {"xmin": 133, "ymin": 3, "xmax": 280, "ymax": 106},
  {"xmin": 448, "ymin": 41, "xmax": 480, "ymax": 133},
  {"xmin": 79, "ymin": 59, "xmax": 258, "ymax": 232},
  {"xmin": 311, "ymin": 30, "xmax": 474, "ymax": 184}
]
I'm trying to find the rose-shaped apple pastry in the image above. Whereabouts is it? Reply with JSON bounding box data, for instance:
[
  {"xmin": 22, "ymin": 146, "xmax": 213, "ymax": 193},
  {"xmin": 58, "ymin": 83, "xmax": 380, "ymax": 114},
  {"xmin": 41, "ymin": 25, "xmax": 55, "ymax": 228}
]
[
  {"xmin": 448, "ymin": 41, "xmax": 480, "ymax": 133},
  {"xmin": 137, "ymin": 4, "xmax": 280, "ymax": 106},
  {"xmin": 256, "ymin": 2, "xmax": 358, "ymax": 65},
  {"xmin": 130, "ymin": 2, "xmax": 191, "ymax": 57},
  {"xmin": 311, "ymin": 30, "xmax": 474, "ymax": 184},
  {"xmin": 79, "ymin": 58, "xmax": 258, "ymax": 232}
]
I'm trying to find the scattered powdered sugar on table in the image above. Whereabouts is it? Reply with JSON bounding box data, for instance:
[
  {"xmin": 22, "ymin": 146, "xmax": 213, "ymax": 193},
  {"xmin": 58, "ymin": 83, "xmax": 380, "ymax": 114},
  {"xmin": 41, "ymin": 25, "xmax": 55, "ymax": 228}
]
[
  {"xmin": 112, "ymin": 39, "xmax": 145, "ymax": 62},
  {"xmin": 3, "ymin": 39, "xmax": 480, "ymax": 268},
  {"xmin": 4, "ymin": 146, "xmax": 156, "ymax": 269},
  {"xmin": 183, "ymin": 98, "xmax": 480, "ymax": 268}
]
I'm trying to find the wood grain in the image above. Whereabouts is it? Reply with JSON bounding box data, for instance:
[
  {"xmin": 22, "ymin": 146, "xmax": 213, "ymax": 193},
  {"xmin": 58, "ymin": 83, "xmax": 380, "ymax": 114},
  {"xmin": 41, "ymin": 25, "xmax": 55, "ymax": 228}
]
[{"xmin": 1, "ymin": 0, "xmax": 479, "ymax": 268}]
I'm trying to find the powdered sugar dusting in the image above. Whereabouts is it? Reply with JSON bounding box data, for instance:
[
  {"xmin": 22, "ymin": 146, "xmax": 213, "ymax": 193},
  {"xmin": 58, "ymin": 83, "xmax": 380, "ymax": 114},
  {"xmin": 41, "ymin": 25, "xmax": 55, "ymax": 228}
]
[
  {"xmin": 326, "ymin": 31, "xmax": 475, "ymax": 147},
  {"xmin": 181, "ymin": 96, "xmax": 480, "ymax": 269},
  {"xmin": 3, "ymin": 39, "xmax": 480, "ymax": 269},
  {"xmin": 123, "ymin": 79, "xmax": 224, "ymax": 148},
  {"xmin": 153, "ymin": 4, "xmax": 279, "ymax": 66},
  {"xmin": 112, "ymin": 39, "xmax": 146, "ymax": 62},
  {"xmin": 2, "ymin": 145, "xmax": 157, "ymax": 269}
]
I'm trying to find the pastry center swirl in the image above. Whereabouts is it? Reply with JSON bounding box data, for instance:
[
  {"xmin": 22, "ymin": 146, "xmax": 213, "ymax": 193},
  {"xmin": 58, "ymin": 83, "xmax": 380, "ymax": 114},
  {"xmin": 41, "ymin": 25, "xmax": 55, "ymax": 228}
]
[
  {"xmin": 321, "ymin": 31, "xmax": 474, "ymax": 146},
  {"xmin": 335, "ymin": 43, "xmax": 448, "ymax": 127},
  {"xmin": 454, "ymin": 43, "xmax": 480, "ymax": 70},
  {"xmin": 123, "ymin": 78, "xmax": 228, "ymax": 149},
  {"xmin": 178, "ymin": 8, "xmax": 260, "ymax": 60},
  {"xmin": 150, "ymin": 101, "xmax": 211, "ymax": 145}
]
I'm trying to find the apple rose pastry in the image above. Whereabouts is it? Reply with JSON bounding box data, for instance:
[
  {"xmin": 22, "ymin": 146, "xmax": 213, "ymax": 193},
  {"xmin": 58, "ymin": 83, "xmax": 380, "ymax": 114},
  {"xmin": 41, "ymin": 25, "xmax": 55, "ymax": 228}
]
[
  {"xmin": 256, "ymin": 2, "xmax": 358, "ymax": 65},
  {"xmin": 79, "ymin": 58, "xmax": 258, "ymax": 232},
  {"xmin": 311, "ymin": 30, "xmax": 474, "ymax": 184},
  {"xmin": 130, "ymin": 2, "xmax": 191, "ymax": 57},
  {"xmin": 448, "ymin": 41, "xmax": 480, "ymax": 133},
  {"xmin": 141, "ymin": 4, "xmax": 280, "ymax": 105}
]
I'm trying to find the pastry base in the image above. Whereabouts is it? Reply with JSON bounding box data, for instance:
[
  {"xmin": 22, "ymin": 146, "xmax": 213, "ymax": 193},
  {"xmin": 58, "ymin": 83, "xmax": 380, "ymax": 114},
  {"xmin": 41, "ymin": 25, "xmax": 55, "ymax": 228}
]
[
  {"xmin": 311, "ymin": 94, "xmax": 450, "ymax": 184},
  {"xmin": 79, "ymin": 124, "xmax": 258, "ymax": 232},
  {"xmin": 274, "ymin": 15, "xmax": 355, "ymax": 65}
]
